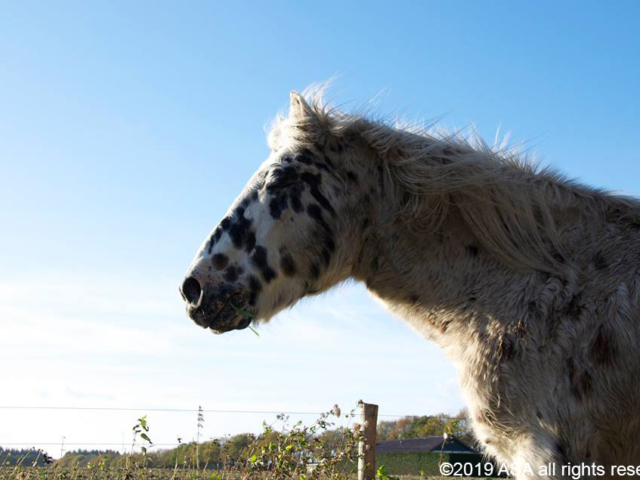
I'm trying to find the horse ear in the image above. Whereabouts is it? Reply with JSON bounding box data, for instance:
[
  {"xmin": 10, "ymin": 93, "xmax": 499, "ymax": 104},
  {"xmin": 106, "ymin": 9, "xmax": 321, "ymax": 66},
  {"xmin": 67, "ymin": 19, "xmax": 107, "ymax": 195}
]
[{"xmin": 289, "ymin": 91, "xmax": 314, "ymax": 120}]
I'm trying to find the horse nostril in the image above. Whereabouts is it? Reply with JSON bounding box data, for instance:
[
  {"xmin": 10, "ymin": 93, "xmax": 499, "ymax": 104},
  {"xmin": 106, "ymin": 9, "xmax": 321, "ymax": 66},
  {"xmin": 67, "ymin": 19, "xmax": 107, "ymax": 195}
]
[{"xmin": 181, "ymin": 277, "xmax": 202, "ymax": 306}]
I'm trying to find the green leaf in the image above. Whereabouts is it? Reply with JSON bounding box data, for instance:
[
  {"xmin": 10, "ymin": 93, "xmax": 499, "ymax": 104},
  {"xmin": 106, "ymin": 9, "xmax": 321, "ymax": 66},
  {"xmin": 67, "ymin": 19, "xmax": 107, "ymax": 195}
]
[{"xmin": 249, "ymin": 454, "xmax": 257, "ymax": 463}]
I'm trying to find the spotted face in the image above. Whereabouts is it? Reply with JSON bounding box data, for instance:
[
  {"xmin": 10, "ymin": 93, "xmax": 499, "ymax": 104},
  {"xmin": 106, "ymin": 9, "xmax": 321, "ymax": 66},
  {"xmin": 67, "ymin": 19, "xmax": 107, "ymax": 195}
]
[{"xmin": 180, "ymin": 95, "xmax": 377, "ymax": 333}]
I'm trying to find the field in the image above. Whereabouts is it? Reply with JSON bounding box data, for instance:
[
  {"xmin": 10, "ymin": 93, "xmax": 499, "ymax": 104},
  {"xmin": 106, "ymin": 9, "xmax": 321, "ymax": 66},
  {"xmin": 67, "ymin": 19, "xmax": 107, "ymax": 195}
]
[
  {"xmin": 0, "ymin": 468, "xmax": 477, "ymax": 480},
  {"xmin": 0, "ymin": 409, "xmax": 362, "ymax": 480},
  {"xmin": 0, "ymin": 410, "xmax": 484, "ymax": 480}
]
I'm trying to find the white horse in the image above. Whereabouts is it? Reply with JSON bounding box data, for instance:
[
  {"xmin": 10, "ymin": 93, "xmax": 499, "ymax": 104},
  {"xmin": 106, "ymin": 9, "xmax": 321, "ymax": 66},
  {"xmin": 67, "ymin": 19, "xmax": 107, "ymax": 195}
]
[{"xmin": 181, "ymin": 90, "xmax": 640, "ymax": 478}]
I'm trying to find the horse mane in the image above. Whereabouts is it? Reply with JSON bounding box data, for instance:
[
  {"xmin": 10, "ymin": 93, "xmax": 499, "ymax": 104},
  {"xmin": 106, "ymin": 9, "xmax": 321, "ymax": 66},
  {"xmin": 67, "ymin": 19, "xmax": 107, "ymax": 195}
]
[{"xmin": 268, "ymin": 85, "xmax": 636, "ymax": 274}]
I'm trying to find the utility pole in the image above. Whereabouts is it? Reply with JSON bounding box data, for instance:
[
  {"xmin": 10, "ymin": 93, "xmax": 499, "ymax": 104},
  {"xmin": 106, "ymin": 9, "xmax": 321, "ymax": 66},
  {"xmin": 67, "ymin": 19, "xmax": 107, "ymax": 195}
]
[{"xmin": 196, "ymin": 406, "xmax": 204, "ymax": 470}]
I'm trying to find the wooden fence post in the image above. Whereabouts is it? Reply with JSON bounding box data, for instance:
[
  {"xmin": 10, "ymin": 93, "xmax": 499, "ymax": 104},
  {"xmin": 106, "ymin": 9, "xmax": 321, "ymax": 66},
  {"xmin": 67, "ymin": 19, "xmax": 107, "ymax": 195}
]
[{"xmin": 358, "ymin": 400, "xmax": 379, "ymax": 480}]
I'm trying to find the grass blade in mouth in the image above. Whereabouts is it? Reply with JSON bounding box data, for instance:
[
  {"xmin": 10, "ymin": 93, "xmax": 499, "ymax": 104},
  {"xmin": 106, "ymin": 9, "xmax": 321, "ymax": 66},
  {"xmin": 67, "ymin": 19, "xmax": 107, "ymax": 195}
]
[
  {"xmin": 248, "ymin": 326, "xmax": 259, "ymax": 336},
  {"xmin": 229, "ymin": 301, "xmax": 260, "ymax": 337}
]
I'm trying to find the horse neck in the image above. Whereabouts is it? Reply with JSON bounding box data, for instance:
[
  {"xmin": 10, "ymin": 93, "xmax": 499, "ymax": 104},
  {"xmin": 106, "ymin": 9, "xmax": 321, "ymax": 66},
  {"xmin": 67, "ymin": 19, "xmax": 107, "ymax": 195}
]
[
  {"xmin": 352, "ymin": 167, "xmax": 640, "ymax": 342},
  {"xmin": 351, "ymin": 188, "xmax": 535, "ymax": 344}
]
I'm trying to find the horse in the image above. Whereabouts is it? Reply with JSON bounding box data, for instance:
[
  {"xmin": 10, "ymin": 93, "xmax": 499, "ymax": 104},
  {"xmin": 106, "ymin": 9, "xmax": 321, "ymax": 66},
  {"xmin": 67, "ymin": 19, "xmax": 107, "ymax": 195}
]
[{"xmin": 180, "ymin": 89, "xmax": 640, "ymax": 478}]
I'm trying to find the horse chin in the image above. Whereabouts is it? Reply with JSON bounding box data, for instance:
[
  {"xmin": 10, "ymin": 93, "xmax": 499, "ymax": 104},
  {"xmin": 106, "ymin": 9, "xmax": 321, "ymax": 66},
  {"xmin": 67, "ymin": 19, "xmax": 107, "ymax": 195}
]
[
  {"xmin": 236, "ymin": 317, "xmax": 252, "ymax": 330},
  {"xmin": 209, "ymin": 307, "xmax": 253, "ymax": 334},
  {"xmin": 210, "ymin": 315, "xmax": 251, "ymax": 334}
]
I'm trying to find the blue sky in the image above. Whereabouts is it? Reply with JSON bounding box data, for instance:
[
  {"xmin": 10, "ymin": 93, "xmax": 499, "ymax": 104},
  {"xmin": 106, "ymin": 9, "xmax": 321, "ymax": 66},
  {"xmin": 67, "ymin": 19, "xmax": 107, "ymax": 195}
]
[{"xmin": 1, "ymin": 1, "xmax": 639, "ymax": 455}]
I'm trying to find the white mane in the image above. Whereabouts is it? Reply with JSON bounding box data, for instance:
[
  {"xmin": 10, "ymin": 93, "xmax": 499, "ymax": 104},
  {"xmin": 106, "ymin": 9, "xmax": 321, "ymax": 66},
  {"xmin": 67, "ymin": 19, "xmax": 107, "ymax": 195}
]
[{"xmin": 268, "ymin": 86, "xmax": 640, "ymax": 274}]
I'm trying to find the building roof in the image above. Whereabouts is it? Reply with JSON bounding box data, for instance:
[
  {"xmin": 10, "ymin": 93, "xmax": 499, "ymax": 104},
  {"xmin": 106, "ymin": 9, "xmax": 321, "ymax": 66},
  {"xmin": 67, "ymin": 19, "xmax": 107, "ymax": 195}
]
[{"xmin": 376, "ymin": 436, "xmax": 476, "ymax": 454}]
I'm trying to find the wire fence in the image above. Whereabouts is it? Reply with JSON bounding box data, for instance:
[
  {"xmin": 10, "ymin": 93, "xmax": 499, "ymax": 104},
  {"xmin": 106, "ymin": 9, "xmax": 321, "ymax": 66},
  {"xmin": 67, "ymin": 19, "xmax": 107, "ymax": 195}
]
[{"xmin": 0, "ymin": 404, "xmax": 462, "ymax": 451}]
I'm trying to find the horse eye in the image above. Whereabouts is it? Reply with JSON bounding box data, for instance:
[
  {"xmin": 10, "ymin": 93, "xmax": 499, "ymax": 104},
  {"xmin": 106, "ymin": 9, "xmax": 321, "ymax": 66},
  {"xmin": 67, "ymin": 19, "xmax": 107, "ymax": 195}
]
[
  {"xmin": 266, "ymin": 179, "xmax": 297, "ymax": 192},
  {"xmin": 266, "ymin": 166, "xmax": 299, "ymax": 192}
]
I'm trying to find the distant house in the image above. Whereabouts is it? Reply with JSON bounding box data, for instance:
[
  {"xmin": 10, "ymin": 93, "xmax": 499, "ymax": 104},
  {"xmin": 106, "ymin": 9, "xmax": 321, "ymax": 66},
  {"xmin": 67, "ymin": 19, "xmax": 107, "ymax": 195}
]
[
  {"xmin": 375, "ymin": 435, "xmax": 493, "ymax": 477},
  {"xmin": 376, "ymin": 435, "xmax": 477, "ymax": 455}
]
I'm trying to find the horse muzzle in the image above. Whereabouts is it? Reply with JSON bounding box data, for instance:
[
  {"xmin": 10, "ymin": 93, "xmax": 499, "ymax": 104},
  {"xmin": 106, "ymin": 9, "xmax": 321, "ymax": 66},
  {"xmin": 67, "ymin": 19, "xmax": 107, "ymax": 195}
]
[{"xmin": 180, "ymin": 276, "xmax": 252, "ymax": 333}]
